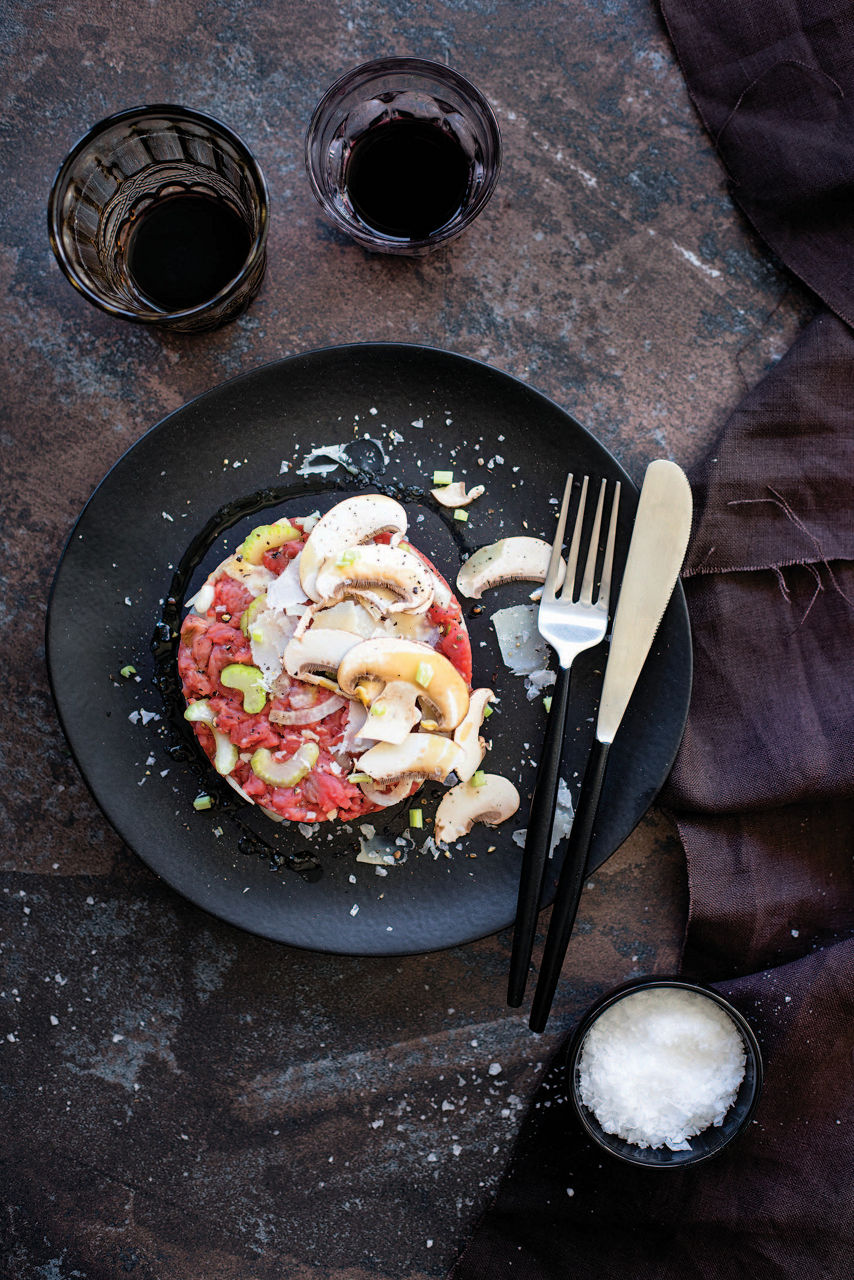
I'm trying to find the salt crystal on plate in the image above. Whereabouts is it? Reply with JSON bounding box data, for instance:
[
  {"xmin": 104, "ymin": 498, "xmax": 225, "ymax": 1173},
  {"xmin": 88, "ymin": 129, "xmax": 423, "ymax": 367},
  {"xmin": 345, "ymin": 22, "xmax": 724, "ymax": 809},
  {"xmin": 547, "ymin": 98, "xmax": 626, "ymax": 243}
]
[{"xmin": 577, "ymin": 988, "xmax": 746, "ymax": 1150}]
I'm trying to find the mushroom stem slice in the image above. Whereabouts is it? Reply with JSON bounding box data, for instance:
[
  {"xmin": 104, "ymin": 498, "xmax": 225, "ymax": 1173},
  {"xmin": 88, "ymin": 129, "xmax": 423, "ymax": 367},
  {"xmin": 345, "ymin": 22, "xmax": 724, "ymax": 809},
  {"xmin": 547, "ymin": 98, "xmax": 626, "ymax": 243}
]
[
  {"xmin": 434, "ymin": 774, "xmax": 521, "ymax": 844},
  {"xmin": 452, "ymin": 688, "xmax": 495, "ymax": 781},
  {"xmin": 357, "ymin": 680, "xmax": 423, "ymax": 744},
  {"xmin": 456, "ymin": 537, "xmax": 566, "ymax": 600},
  {"xmin": 299, "ymin": 494, "xmax": 409, "ymax": 601},
  {"xmin": 356, "ymin": 733, "xmax": 462, "ymax": 784}
]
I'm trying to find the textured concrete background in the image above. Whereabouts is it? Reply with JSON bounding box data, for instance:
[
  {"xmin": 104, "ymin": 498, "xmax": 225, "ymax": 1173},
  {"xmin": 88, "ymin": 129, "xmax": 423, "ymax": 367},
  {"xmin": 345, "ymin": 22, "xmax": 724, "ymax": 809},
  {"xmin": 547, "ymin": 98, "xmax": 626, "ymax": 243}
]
[{"xmin": 1, "ymin": 1, "xmax": 814, "ymax": 1277}]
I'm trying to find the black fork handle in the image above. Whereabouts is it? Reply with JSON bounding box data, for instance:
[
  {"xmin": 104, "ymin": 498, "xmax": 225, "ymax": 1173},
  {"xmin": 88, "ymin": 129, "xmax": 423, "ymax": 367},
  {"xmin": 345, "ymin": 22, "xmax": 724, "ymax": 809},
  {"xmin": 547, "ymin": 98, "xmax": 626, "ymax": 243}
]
[
  {"xmin": 507, "ymin": 662, "xmax": 572, "ymax": 1006},
  {"xmin": 528, "ymin": 735, "xmax": 611, "ymax": 1032}
]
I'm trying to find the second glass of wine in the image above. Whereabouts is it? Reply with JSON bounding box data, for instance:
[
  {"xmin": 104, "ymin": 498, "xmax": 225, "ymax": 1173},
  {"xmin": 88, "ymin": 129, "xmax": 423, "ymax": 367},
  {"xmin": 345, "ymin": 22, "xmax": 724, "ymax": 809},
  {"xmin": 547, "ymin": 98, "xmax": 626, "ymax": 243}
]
[
  {"xmin": 305, "ymin": 57, "xmax": 502, "ymax": 255},
  {"xmin": 48, "ymin": 104, "xmax": 268, "ymax": 332}
]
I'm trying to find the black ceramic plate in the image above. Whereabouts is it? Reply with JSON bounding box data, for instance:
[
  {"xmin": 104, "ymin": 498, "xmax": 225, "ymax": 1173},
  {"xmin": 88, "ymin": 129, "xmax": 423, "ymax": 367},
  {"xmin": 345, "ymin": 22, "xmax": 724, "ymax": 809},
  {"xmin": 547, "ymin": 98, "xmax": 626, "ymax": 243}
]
[{"xmin": 47, "ymin": 343, "xmax": 691, "ymax": 956}]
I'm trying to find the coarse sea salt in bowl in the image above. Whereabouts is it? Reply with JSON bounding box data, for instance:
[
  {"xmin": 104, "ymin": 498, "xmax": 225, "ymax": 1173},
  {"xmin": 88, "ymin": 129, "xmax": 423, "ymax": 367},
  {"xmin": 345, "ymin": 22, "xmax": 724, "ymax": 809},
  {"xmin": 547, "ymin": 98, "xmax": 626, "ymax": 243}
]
[{"xmin": 567, "ymin": 978, "xmax": 763, "ymax": 1168}]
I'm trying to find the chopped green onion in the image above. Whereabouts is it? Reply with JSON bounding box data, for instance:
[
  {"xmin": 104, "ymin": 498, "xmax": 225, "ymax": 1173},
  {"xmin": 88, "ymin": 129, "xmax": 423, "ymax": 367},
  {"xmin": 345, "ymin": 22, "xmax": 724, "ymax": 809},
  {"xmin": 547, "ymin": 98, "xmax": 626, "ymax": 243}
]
[
  {"xmin": 347, "ymin": 772, "xmax": 373, "ymax": 784},
  {"xmin": 542, "ymin": 695, "xmax": 553, "ymax": 713},
  {"xmin": 336, "ymin": 548, "xmax": 357, "ymax": 567},
  {"xmin": 482, "ymin": 703, "xmax": 494, "ymax": 718},
  {"xmin": 432, "ymin": 469, "xmax": 453, "ymax": 485},
  {"xmin": 193, "ymin": 794, "xmax": 213, "ymax": 811},
  {"xmin": 408, "ymin": 808, "xmax": 424, "ymax": 829},
  {"xmin": 370, "ymin": 703, "xmax": 387, "ymax": 717},
  {"xmin": 415, "ymin": 661, "xmax": 434, "ymax": 689},
  {"xmin": 471, "ymin": 770, "xmax": 487, "ymax": 788},
  {"xmin": 453, "ymin": 508, "xmax": 469, "ymax": 522},
  {"xmin": 120, "ymin": 664, "xmax": 137, "ymax": 678}
]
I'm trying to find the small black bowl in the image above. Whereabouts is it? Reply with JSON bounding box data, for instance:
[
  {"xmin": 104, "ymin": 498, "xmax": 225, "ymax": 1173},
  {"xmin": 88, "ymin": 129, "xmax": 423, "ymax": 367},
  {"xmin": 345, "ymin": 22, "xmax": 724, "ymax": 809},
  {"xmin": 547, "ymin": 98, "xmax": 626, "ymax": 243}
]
[{"xmin": 566, "ymin": 978, "xmax": 763, "ymax": 1168}]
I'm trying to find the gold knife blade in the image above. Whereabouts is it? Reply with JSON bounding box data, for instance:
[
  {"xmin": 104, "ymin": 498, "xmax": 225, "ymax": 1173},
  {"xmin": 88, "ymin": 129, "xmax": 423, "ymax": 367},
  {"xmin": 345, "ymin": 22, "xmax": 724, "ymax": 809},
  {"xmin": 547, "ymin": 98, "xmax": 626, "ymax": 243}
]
[{"xmin": 596, "ymin": 458, "xmax": 693, "ymax": 745}]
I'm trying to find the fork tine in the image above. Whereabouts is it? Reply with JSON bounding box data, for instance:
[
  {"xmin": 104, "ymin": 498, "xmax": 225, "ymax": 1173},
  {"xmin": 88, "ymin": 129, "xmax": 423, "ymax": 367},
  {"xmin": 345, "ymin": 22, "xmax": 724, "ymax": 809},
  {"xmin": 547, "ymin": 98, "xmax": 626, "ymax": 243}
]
[
  {"xmin": 544, "ymin": 473, "xmax": 572, "ymax": 600},
  {"xmin": 578, "ymin": 478, "xmax": 606, "ymax": 605},
  {"xmin": 560, "ymin": 474, "xmax": 588, "ymax": 600},
  {"xmin": 597, "ymin": 480, "xmax": 621, "ymax": 608}
]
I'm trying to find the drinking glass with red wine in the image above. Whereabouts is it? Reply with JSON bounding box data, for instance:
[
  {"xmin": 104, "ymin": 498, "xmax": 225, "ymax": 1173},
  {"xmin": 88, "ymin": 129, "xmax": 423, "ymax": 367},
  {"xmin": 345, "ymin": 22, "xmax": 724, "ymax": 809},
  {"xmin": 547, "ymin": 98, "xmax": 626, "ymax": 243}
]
[
  {"xmin": 48, "ymin": 104, "xmax": 268, "ymax": 333},
  {"xmin": 305, "ymin": 57, "xmax": 502, "ymax": 255}
]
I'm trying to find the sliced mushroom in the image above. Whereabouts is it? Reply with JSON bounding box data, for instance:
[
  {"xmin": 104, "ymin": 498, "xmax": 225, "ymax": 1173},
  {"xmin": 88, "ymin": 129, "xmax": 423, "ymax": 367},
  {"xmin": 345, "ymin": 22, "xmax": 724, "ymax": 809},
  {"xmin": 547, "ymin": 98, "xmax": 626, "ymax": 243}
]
[
  {"xmin": 358, "ymin": 777, "xmax": 417, "ymax": 808},
  {"xmin": 434, "ymin": 774, "xmax": 521, "ymax": 843},
  {"xmin": 299, "ymin": 494, "xmax": 408, "ymax": 601},
  {"xmin": 337, "ymin": 637, "xmax": 470, "ymax": 731},
  {"xmin": 357, "ymin": 680, "xmax": 423, "ymax": 744},
  {"xmin": 333, "ymin": 588, "xmax": 440, "ymax": 646},
  {"xmin": 314, "ymin": 544, "xmax": 435, "ymax": 615},
  {"xmin": 452, "ymin": 688, "xmax": 495, "ymax": 781},
  {"xmin": 456, "ymin": 537, "xmax": 565, "ymax": 599},
  {"xmin": 431, "ymin": 480, "xmax": 485, "ymax": 508},
  {"xmin": 283, "ymin": 629, "xmax": 364, "ymax": 689},
  {"xmin": 356, "ymin": 732, "xmax": 462, "ymax": 784}
]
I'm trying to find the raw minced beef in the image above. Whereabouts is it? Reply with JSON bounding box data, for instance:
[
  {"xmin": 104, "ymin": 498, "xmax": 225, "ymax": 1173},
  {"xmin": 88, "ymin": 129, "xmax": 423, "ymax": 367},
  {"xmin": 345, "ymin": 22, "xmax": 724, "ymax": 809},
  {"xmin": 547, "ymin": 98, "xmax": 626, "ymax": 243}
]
[{"xmin": 178, "ymin": 517, "xmax": 471, "ymax": 824}]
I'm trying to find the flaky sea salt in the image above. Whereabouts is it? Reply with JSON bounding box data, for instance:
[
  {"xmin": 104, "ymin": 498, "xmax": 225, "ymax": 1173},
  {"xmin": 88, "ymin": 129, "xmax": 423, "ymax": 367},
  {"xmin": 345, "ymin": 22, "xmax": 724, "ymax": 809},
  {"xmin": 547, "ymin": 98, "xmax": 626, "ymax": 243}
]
[{"xmin": 577, "ymin": 988, "xmax": 746, "ymax": 1151}]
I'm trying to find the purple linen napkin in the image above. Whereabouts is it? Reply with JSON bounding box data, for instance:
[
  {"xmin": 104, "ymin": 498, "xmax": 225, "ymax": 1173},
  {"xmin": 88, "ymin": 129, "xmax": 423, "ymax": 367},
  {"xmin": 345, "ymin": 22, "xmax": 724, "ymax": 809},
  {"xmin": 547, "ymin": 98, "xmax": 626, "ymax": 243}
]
[
  {"xmin": 667, "ymin": 311, "xmax": 854, "ymax": 976},
  {"xmin": 659, "ymin": 0, "xmax": 854, "ymax": 327},
  {"xmin": 450, "ymin": 309, "xmax": 854, "ymax": 1280}
]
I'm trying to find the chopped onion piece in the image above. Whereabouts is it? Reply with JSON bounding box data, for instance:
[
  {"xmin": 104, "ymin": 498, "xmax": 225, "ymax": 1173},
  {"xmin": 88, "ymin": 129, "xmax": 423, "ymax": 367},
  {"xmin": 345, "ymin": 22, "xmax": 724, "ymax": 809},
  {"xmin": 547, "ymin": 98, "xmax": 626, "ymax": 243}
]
[{"xmin": 269, "ymin": 694, "xmax": 345, "ymax": 725}]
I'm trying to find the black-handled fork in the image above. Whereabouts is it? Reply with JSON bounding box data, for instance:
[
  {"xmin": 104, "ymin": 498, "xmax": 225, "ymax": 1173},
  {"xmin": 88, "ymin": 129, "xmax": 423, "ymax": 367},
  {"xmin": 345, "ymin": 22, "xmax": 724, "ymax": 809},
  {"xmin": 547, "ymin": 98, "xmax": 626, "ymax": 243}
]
[{"xmin": 507, "ymin": 473, "xmax": 620, "ymax": 1007}]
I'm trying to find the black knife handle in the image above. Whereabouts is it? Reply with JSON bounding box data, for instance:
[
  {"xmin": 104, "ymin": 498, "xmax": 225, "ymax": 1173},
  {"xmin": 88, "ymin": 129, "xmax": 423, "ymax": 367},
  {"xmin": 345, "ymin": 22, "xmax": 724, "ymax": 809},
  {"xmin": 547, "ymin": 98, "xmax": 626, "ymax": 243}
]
[{"xmin": 528, "ymin": 735, "xmax": 611, "ymax": 1032}]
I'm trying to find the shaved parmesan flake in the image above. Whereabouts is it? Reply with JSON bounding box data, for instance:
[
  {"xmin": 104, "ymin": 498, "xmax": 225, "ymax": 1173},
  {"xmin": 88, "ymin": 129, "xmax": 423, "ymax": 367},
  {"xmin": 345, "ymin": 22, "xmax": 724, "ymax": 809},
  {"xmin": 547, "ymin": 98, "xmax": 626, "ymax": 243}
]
[
  {"xmin": 492, "ymin": 604, "xmax": 551, "ymax": 676},
  {"xmin": 265, "ymin": 552, "xmax": 306, "ymax": 612},
  {"xmin": 249, "ymin": 610, "xmax": 300, "ymax": 689},
  {"xmin": 513, "ymin": 778, "xmax": 574, "ymax": 854}
]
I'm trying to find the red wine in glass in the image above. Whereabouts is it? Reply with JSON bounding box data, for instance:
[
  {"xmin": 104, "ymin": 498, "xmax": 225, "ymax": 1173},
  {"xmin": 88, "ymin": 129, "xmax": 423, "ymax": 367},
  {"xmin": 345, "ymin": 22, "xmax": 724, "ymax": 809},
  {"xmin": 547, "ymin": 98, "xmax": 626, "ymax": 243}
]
[
  {"xmin": 344, "ymin": 117, "xmax": 472, "ymax": 241},
  {"xmin": 126, "ymin": 191, "xmax": 251, "ymax": 311}
]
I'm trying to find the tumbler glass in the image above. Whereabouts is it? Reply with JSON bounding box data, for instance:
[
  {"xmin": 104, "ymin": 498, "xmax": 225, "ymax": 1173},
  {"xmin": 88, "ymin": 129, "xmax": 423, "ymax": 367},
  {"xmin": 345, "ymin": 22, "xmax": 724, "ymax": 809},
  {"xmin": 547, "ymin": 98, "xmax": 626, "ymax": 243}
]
[
  {"xmin": 48, "ymin": 104, "xmax": 269, "ymax": 333},
  {"xmin": 305, "ymin": 57, "xmax": 501, "ymax": 255}
]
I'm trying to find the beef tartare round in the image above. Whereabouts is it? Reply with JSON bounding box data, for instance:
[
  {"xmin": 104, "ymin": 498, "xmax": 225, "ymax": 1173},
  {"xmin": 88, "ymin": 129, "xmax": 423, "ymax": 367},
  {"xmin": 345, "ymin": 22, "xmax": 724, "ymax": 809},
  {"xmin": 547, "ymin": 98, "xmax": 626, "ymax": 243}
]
[{"xmin": 178, "ymin": 493, "xmax": 483, "ymax": 825}]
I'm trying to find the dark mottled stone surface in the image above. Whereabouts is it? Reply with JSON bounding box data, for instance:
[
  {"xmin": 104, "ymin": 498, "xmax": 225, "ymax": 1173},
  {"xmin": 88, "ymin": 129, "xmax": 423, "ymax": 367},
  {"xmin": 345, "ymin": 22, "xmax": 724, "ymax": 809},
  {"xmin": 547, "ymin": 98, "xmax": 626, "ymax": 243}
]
[{"xmin": 1, "ymin": 1, "xmax": 814, "ymax": 1277}]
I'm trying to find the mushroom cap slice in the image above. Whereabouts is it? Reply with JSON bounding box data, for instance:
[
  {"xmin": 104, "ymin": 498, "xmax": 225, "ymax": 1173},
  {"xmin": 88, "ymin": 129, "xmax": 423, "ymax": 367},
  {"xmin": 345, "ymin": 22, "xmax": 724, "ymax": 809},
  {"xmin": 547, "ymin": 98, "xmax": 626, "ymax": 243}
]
[
  {"xmin": 299, "ymin": 494, "xmax": 408, "ymax": 601},
  {"xmin": 358, "ymin": 777, "xmax": 417, "ymax": 808},
  {"xmin": 337, "ymin": 636, "xmax": 470, "ymax": 731},
  {"xmin": 357, "ymin": 680, "xmax": 422, "ymax": 744},
  {"xmin": 434, "ymin": 774, "xmax": 521, "ymax": 843},
  {"xmin": 431, "ymin": 480, "xmax": 485, "ymax": 508},
  {"xmin": 283, "ymin": 629, "xmax": 363, "ymax": 687},
  {"xmin": 314, "ymin": 544, "xmax": 435, "ymax": 615},
  {"xmin": 356, "ymin": 733, "xmax": 462, "ymax": 783},
  {"xmin": 452, "ymin": 688, "xmax": 495, "ymax": 781},
  {"xmin": 456, "ymin": 537, "xmax": 565, "ymax": 600}
]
